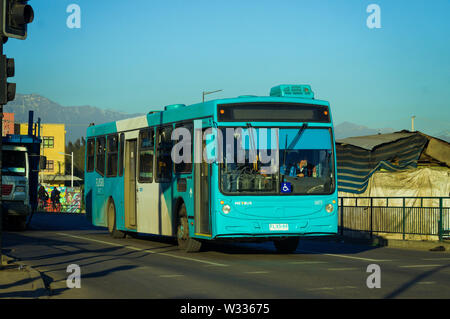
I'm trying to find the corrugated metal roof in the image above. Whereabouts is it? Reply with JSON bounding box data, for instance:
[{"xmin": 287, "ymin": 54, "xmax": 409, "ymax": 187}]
[
  {"xmin": 336, "ymin": 132, "xmax": 429, "ymax": 193},
  {"xmin": 336, "ymin": 131, "xmax": 416, "ymax": 151}
]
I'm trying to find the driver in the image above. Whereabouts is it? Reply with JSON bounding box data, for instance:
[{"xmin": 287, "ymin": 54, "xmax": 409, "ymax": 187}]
[{"xmin": 289, "ymin": 159, "xmax": 315, "ymax": 177}]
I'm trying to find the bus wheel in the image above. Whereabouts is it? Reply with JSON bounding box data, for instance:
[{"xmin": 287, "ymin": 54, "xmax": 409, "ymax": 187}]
[
  {"xmin": 273, "ymin": 237, "xmax": 300, "ymax": 254},
  {"xmin": 107, "ymin": 200, "xmax": 125, "ymax": 239},
  {"xmin": 177, "ymin": 204, "xmax": 202, "ymax": 253},
  {"xmin": 16, "ymin": 216, "xmax": 27, "ymax": 231}
]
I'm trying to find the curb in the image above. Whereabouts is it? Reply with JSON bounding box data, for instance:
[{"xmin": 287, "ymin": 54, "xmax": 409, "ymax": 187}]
[
  {"xmin": 1, "ymin": 254, "xmax": 49, "ymax": 299},
  {"xmin": 24, "ymin": 265, "xmax": 49, "ymax": 299},
  {"xmin": 381, "ymin": 239, "xmax": 450, "ymax": 252},
  {"xmin": 302, "ymin": 235, "xmax": 450, "ymax": 253}
]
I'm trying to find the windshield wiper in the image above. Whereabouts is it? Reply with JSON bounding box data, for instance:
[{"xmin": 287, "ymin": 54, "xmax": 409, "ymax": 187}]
[
  {"xmin": 281, "ymin": 123, "xmax": 308, "ymax": 183},
  {"xmin": 246, "ymin": 123, "xmax": 258, "ymax": 168},
  {"xmin": 287, "ymin": 123, "xmax": 308, "ymax": 149}
]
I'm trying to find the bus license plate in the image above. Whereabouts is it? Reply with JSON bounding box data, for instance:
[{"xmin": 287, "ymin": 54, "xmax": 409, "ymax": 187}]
[{"xmin": 269, "ymin": 224, "xmax": 289, "ymax": 231}]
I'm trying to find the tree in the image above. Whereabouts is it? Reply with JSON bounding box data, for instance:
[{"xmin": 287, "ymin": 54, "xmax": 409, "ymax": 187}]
[{"xmin": 65, "ymin": 137, "xmax": 85, "ymax": 180}]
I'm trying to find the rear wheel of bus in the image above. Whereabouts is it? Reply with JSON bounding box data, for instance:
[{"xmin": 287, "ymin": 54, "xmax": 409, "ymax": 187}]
[
  {"xmin": 273, "ymin": 236, "xmax": 300, "ymax": 254},
  {"xmin": 107, "ymin": 199, "xmax": 125, "ymax": 239},
  {"xmin": 177, "ymin": 203, "xmax": 202, "ymax": 252}
]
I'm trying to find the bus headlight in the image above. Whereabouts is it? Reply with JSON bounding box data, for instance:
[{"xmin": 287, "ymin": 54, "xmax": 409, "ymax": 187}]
[
  {"xmin": 222, "ymin": 204, "xmax": 231, "ymax": 214},
  {"xmin": 325, "ymin": 204, "xmax": 334, "ymax": 213}
]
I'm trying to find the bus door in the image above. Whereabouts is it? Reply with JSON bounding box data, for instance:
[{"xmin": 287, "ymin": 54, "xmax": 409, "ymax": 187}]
[
  {"xmin": 194, "ymin": 120, "xmax": 213, "ymax": 236},
  {"xmin": 154, "ymin": 125, "xmax": 175, "ymax": 236},
  {"xmin": 124, "ymin": 133, "xmax": 138, "ymax": 229},
  {"xmin": 135, "ymin": 128, "xmax": 159, "ymax": 235},
  {"xmin": 93, "ymin": 136, "xmax": 106, "ymax": 226}
]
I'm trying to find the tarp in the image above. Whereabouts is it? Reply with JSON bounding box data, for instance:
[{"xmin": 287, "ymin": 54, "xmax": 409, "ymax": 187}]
[
  {"xmin": 336, "ymin": 132, "xmax": 429, "ymax": 193},
  {"xmin": 339, "ymin": 167, "xmax": 450, "ymax": 199}
]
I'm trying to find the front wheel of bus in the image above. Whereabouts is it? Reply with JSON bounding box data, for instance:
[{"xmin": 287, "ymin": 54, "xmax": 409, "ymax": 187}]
[
  {"xmin": 107, "ymin": 200, "xmax": 125, "ymax": 239},
  {"xmin": 177, "ymin": 204, "xmax": 202, "ymax": 253},
  {"xmin": 273, "ymin": 237, "xmax": 300, "ymax": 254}
]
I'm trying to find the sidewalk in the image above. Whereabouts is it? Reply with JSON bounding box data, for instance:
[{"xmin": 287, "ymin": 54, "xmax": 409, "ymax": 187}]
[
  {"xmin": 0, "ymin": 254, "xmax": 48, "ymax": 299},
  {"xmin": 303, "ymin": 235, "xmax": 450, "ymax": 252}
]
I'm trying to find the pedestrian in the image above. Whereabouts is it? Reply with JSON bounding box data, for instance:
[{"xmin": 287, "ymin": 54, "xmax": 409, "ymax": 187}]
[
  {"xmin": 38, "ymin": 185, "xmax": 49, "ymax": 209},
  {"xmin": 51, "ymin": 187, "xmax": 61, "ymax": 211}
]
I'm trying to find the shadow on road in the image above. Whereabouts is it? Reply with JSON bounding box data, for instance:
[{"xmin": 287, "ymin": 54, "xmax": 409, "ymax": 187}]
[
  {"xmin": 201, "ymin": 236, "xmax": 381, "ymax": 256},
  {"xmin": 2, "ymin": 230, "xmax": 142, "ymax": 297},
  {"xmin": 384, "ymin": 264, "xmax": 450, "ymax": 299}
]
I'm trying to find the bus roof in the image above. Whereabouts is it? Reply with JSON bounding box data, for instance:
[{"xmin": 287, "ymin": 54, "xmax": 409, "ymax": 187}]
[{"xmin": 87, "ymin": 93, "xmax": 331, "ymax": 137}]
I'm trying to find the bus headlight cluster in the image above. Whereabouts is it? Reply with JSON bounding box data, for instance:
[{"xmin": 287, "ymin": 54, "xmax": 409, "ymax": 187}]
[
  {"xmin": 325, "ymin": 204, "xmax": 334, "ymax": 213},
  {"xmin": 222, "ymin": 204, "xmax": 231, "ymax": 214}
]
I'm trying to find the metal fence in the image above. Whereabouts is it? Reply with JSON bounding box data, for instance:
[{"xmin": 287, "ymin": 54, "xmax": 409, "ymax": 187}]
[{"xmin": 339, "ymin": 197, "xmax": 450, "ymax": 241}]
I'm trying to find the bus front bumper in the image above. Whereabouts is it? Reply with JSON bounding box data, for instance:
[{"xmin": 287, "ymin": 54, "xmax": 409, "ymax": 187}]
[
  {"xmin": 212, "ymin": 214, "xmax": 338, "ymax": 239},
  {"xmin": 2, "ymin": 201, "xmax": 31, "ymax": 217}
]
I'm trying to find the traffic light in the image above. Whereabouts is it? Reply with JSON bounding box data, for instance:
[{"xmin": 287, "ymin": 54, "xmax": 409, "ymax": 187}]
[
  {"xmin": 0, "ymin": 54, "xmax": 15, "ymax": 104},
  {"xmin": 0, "ymin": 0, "xmax": 34, "ymax": 40}
]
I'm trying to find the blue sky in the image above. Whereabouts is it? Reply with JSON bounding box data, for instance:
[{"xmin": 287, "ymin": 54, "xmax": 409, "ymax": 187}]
[{"xmin": 4, "ymin": 0, "xmax": 450, "ymax": 135}]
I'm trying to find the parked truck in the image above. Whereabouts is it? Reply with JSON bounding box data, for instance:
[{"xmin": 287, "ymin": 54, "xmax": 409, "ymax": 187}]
[{"xmin": 1, "ymin": 111, "xmax": 43, "ymax": 230}]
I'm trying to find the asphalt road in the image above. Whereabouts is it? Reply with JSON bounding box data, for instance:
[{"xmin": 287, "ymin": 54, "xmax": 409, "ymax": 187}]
[{"xmin": 2, "ymin": 213, "xmax": 450, "ymax": 299}]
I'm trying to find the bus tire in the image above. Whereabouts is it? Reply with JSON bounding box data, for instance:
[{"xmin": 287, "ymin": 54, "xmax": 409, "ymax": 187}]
[
  {"xmin": 177, "ymin": 204, "xmax": 202, "ymax": 253},
  {"xmin": 16, "ymin": 216, "xmax": 27, "ymax": 231},
  {"xmin": 273, "ymin": 236, "xmax": 300, "ymax": 254},
  {"xmin": 107, "ymin": 200, "xmax": 125, "ymax": 239}
]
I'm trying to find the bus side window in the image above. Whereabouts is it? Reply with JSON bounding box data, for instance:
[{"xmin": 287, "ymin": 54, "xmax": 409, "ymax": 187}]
[
  {"xmin": 87, "ymin": 138, "xmax": 95, "ymax": 172},
  {"xmin": 174, "ymin": 122, "xmax": 193, "ymax": 174},
  {"xmin": 118, "ymin": 133, "xmax": 125, "ymax": 177},
  {"xmin": 138, "ymin": 128, "xmax": 154, "ymax": 183},
  {"xmin": 106, "ymin": 134, "xmax": 118, "ymax": 177},
  {"xmin": 156, "ymin": 126, "xmax": 173, "ymax": 183},
  {"xmin": 96, "ymin": 136, "xmax": 106, "ymax": 176}
]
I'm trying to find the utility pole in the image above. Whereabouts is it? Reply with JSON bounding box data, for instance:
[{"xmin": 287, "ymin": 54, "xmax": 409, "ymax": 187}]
[
  {"xmin": 411, "ymin": 115, "xmax": 416, "ymax": 132},
  {"xmin": 0, "ymin": 0, "xmax": 34, "ymax": 265},
  {"xmin": 58, "ymin": 151, "xmax": 74, "ymax": 188},
  {"xmin": 202, "ymin": 89, "xmax": 223, "ymax": 103}
]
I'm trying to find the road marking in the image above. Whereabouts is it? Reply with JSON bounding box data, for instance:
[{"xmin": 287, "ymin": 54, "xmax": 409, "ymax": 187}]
[
  {"xmin": 308, "ymin": 287, "xmax": 334, "ymax": 291},
  {"xmin": 422, "ymin": 258, "xmax": 450, "ymax": 261},
  {"xmin": 327, "ymin": 267, "xmax": 358, "ymax": 271},
  {"xmin": 298, "ymin": 249, "xmax": 392, "ymax": 262},
  {"xmin": 289, "ymin": 261, "xmax": 328, "ymax": 265},
  {"xmin": 308, "ymin": 286, "xmax": 356, "ymax": 291},
  {"xmin": 244, "ymin": 271, "xmax": 269, "ymax": 274},
  {"xmin": 399, "ymin": 265, "xmax": 442, "ymax": 268},
  {"xmin": 417, "ymin": 281, "xmax": 436, "ymax": 285},
  {"xmin": 159, "ymin": 274, "xmax": 184, "ymax": 278},
  {"xmin": 55, "ymin": 232, "xmax": 228, "ymax": 267}
]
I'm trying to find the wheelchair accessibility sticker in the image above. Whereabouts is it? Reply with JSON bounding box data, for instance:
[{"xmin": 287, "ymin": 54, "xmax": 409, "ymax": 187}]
[{"xmin": 281, "ymin": 182, "xmax": 292, "ymax": 193}]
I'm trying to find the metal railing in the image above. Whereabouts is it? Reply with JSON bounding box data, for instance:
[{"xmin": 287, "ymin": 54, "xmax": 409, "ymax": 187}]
[{"xmin": 339, "ymin": 197, "xmax": 450, "ymax": 241}]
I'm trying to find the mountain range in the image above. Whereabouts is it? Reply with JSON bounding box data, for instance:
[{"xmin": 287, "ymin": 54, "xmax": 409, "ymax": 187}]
[
  {"xmin": 334, "ymin": 121, "xmax": 450, "ymax": 142},
  {"xmin": 5, "ymin": 94, "xmax": 143, "ymax": 142},
  {"xmin": 334, "ymin": 121, "xmax": 395, "ymax": 140},
  {"xmin": 5, "ymin": 93, "xmax": 450, "ymax": 143}
]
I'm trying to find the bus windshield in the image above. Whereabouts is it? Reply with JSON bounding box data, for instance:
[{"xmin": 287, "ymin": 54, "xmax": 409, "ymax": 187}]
[
  {"xmin": 219, "ymin": 127, "xmax": 334, "ymax": 195},
  {"xmin": 2, "ymin": 150, "xmax": 26, "ymax": 176}
]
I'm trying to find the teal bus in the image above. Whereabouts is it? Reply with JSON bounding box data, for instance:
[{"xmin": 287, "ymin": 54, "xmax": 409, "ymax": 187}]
[{"xmin": 84, "ymin": 84, "xmax": 338, "ymax": 252}]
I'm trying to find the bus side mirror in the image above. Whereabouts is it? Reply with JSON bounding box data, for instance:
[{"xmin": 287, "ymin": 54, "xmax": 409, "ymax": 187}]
[
  {"xmin": 40, "ymin": 155, "xmax": 47, "ymax": 170},
  {"xmin": 204, "ymin": 130, "xmax": 220, "ymax": 163},
  {"xmin": 204, "ymin": 133, "xmax": 215, "ymax": 162}
]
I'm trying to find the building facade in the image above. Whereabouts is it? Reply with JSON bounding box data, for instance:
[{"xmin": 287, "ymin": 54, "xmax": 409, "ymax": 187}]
[
  {"xmin": 19, "ymin": 123, "xmax": 66, "ymax": 186},
  {"xmin": 2, "ymin": 112, "xmax": 14, "ymax": 136}
]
